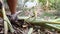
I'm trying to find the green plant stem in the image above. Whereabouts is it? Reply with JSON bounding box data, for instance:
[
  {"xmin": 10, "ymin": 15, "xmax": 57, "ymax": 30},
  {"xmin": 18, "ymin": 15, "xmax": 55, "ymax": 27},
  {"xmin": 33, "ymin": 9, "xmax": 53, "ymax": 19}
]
[{"xmin": 2, "ymin": 2, "xmax": 14, "ymax": 33}]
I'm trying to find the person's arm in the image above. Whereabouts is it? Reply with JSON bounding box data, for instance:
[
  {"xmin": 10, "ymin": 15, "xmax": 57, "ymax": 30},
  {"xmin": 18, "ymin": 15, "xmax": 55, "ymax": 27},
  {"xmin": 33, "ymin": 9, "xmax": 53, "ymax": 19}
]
[
  {"xmin": 7, "ymin": 0, "xmax": 17, "ymax": 15},
  {"xmin": 7, "ymin": 0, "xmax": 18, "ymax": 20}
]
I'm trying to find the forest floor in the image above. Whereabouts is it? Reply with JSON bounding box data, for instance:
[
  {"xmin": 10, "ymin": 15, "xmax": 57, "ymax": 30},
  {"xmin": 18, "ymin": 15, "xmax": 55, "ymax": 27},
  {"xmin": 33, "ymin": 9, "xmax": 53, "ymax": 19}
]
[{"xmin": 0, "ymin": 6, "xmax": 60, "ymax": 34}]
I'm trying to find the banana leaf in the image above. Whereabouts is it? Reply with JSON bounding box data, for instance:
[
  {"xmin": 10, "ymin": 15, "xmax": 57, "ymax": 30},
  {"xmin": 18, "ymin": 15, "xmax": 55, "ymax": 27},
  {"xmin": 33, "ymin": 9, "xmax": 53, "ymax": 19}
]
[
  {"xmin": 45, "ymin": 23, "xmax": 60, "ymax": 30},
  {"xmin": 17, "ymin": 16, "xmax": 60, "ymax": 30},
  {"xmin": 18, "ymin": 16, "xmax": 60, "ymax": 24}
]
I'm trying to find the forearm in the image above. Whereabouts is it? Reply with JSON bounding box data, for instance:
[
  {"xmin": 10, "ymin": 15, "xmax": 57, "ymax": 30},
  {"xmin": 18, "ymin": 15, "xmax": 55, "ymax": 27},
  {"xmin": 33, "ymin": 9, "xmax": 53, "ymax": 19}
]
[{"xmin": 7, "ymin": 0, "xmax": 17, "ymax": 14}]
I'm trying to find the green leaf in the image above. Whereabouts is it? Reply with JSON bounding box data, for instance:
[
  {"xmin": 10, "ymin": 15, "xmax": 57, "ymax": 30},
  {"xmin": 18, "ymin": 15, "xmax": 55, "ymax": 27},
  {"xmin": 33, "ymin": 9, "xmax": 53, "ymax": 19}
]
[
  {"xmin": 49, "ymin": 0, "xmax": 55, "ymax": 3},
  {"xmin": 46, "ymin": 23, "xmax": 60, "ymax": 30}
]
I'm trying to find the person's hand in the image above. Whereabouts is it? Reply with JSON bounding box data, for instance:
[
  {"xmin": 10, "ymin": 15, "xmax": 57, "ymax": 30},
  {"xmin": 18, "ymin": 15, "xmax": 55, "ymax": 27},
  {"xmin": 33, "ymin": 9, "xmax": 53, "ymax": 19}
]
[{"xmin": 11, "ymin": 11, "xmax": 22, "ymax": 20}]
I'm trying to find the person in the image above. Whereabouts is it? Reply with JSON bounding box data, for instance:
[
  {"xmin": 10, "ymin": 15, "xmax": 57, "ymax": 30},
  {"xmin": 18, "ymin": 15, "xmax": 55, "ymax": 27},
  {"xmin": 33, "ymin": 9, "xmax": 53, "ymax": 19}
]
[
  {"xmin": 0, "ymin": 0, "xmax": 18, "ymax": 20},
  {"xmin": 7, "ymin": 0, "xmax": 17, "ymax": 15},
  {"xmin": 7, "ymin": 0, "xmax": 18, "ymax": 20}
]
